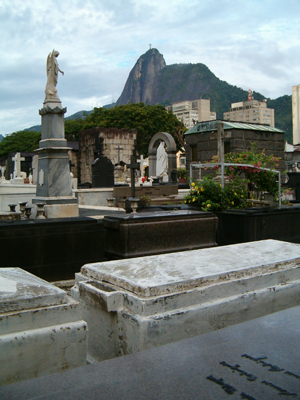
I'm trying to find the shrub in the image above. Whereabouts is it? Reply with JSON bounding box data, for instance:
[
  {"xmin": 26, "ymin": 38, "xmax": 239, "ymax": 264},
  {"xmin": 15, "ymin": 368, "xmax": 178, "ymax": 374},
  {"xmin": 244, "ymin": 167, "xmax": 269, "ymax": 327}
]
[{"xmin": 184, "ymin": 176, "xmax": 248, "ymax": 211}]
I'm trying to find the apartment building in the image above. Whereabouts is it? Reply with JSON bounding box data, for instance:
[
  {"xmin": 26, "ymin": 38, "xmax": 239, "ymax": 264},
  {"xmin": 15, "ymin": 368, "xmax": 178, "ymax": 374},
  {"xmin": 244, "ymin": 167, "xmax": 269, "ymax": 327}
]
[
  {"xmin": 292, "ymin": 84, "xmax": 300, "ymax": 144},
  {"xmin": 166, "ymin": 99, "xmax": 216, "ymax": 129},
  {"xmin": 223, "ymin": 90, "xmax": 274, "ymax": 127}
]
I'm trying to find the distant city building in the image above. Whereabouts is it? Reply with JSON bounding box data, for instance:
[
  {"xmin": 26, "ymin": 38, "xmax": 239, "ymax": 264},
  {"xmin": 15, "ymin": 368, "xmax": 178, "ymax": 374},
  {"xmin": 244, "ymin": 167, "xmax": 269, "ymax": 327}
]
[
  {"xmin": 166, "ymin": 99, "xmax": 216, "ymax": 129},
  {"xmin": 292, "ymin": 84, "xmax": 300, "ymax": 144},
  {"xmin": 223, "ymin": 89, "xmax": 275, "ymax": 127}
]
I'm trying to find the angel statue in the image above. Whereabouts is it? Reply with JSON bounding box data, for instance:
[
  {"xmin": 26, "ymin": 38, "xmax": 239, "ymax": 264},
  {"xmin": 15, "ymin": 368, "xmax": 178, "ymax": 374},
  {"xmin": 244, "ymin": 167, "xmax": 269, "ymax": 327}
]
[{"xmin": 44, "ymin": 50, "xmax": 64, "ymax": 101}]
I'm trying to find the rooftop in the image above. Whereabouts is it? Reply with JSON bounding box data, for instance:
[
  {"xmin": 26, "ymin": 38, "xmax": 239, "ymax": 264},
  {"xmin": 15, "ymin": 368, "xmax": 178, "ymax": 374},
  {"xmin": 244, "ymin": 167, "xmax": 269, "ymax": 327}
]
[{"xmin": 184, "ymin": 120, "xmax": 284, "ymax": 135}]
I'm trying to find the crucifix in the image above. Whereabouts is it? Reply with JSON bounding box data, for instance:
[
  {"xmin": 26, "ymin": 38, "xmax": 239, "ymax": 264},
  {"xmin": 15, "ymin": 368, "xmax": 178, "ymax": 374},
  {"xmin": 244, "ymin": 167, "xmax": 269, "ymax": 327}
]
[
  {"xmin": 114, "ymin": 144, "xmax": 123, "ymax": 164},
  {"xmin": 127, "ymin": 141, "xmax": 139, "ymax": 198},
  {"xmin": 12, "ymin": 152, "xmax": 25, "ymax": 178}
]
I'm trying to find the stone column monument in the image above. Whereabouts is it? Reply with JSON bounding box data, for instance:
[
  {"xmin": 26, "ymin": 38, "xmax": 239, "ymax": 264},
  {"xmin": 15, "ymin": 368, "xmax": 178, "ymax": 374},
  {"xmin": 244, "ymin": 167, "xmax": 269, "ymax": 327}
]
[{"xmin": 32, "ymin": 50, "xmax": 78, "ymax": 218}]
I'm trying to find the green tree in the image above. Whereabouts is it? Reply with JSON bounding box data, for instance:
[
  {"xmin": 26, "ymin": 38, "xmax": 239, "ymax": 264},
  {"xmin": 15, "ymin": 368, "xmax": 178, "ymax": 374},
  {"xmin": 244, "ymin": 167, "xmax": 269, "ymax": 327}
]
[
  {"xmin": 0, "ymin": 130, "xmax": 41, "ymax": 158},
  {"xmin": 64, "ymin": 118, "xmax": 86, "ymax": 137},
  {"xmin": 65, "ymin": 103, "xmax": 186, "ymax": 155}
]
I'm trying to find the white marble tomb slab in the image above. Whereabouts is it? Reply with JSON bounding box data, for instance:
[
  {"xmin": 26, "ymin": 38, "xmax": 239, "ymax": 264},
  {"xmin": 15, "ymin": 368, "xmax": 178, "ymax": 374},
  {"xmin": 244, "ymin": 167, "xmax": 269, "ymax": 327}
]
[
  {"xmin": 80, "ymin": 239, "xmax": 300, "ymax": 297},
  {"xmin": 0, "ymin": 268, "xmax": 87, "ymax": 386},
  {"xmin": 0, "ymin": 268, "xmax": 66, "ymax": 313},
  {"xmin": 73, "ymin": 240, "xmax": 300, "ymax": 363}
]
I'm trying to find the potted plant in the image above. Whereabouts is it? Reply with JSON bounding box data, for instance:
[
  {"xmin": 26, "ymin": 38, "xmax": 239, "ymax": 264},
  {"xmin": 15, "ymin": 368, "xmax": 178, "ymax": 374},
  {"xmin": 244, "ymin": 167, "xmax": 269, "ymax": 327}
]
[
  {"xmin": 177, "ymin": 167, "xmax": 187, "ymax": 183},
  {"xmin": 140, "ymin": 195, "xmax": 152, "ymax": 208}
]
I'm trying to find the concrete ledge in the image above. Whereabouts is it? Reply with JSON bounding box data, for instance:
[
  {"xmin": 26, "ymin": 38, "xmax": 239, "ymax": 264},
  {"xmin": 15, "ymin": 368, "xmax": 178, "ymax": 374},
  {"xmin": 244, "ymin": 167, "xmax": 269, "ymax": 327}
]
[
  {"xmin": 45, "ymin": 204, "xmax": 79, "ymax": 218},
  {"xmin": 1, "ymin": 306, "xmax": 299, "ymax": 399}
]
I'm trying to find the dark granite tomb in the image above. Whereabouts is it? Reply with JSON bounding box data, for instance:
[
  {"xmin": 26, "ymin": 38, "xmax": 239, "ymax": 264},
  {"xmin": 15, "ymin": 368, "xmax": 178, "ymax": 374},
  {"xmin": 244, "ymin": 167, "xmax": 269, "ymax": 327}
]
[
  {"xmin": 103, "ymin": 209, "xmax": 218, "ymax": 259},
  {"xmin": 0, "ymin": 217, "xmax": 106, "ymax": 281}
]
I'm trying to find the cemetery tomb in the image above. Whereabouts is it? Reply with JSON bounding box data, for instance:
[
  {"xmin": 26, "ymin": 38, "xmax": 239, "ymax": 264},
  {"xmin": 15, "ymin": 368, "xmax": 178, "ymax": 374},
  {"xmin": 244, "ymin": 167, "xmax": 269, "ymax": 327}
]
[
  {"xmin": 0, "ymin": 268, "xmax": 87, "ymax": 385},
  {"xmin": 103, "ymin": 209, "xmax": 218, "ymax": 258},
  {"xmin": 72, "ymin": 239, "xmax": 300, "ymax": 363}
]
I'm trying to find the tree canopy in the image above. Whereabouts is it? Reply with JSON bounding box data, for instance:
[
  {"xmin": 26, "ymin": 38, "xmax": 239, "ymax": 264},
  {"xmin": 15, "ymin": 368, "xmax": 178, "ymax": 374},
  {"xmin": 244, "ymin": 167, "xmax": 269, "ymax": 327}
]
[
  {"xmin": 65, "ymin": 103, "xmax": 186, "ymax": 155},
  {"xmin": 0, "ymin": 130, "xmax": 41, "ymax": 158}
]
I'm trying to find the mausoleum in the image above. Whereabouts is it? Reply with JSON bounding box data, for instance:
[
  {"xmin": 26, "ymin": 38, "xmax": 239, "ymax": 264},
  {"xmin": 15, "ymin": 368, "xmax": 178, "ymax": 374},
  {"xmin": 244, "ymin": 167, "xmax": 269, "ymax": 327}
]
[{"xmin": 185, "ymin": 120, "xmax": 285, "ymax": 176}]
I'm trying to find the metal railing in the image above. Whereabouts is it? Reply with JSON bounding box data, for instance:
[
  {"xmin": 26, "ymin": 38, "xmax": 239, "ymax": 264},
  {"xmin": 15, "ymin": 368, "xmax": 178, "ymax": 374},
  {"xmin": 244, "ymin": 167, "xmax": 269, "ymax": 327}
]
[{"xmin": 190, "ymin": 162, "xmax": 281, "ymax": 209}]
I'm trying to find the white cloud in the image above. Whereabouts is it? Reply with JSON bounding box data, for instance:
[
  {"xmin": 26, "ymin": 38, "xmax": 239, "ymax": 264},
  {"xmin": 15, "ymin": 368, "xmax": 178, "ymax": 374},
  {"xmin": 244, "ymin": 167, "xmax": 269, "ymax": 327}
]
[{"xmin": 1, "ymin": 0, "xmax": 300, "ymax": 135}]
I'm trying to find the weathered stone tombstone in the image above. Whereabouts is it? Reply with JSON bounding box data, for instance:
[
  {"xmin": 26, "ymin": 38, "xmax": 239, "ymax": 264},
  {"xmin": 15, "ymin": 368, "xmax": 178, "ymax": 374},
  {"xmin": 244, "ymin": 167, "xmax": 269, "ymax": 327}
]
[
  {"xmin": 0, "ymin": 267, "xmax": 87, "ymax": 385},
  {"xmin": 32, "ymin": 50, "xmax": 78, "ymax": 218},
  {"xmin": 114, "ymin": 144, "xmax": 125, "ymax": 184},
  {"xmin": 92, "ymin": 136, "xmax": 114, "ymax": 188},
  {"xmin": 148, "ymin": 132, "xmax": 177, "ymax": 183}
]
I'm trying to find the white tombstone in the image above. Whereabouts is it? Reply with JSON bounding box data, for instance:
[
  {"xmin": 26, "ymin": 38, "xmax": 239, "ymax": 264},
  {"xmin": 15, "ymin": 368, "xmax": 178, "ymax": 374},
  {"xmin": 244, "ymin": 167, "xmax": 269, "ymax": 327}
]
[
  {"xmin": 0, "ymin": 166, "xmax": 10, "ymax": 184},
  {"xmin": 32, "ymin": 155, "xmax": 39, "ymax": 185},
  {"xmin": 137, "ymin": 155, "xmax": 149, "ymax": 184},
  {"xmin": 0, "ymin": 268, "xmax": 87, "ymax": 385},
  {"xmin": 72, "ymin": 240, "xmax": 300, "ymax": 363},
  {"xmin": 156, "ymin": 142, "xmax": 168, "ymax": 177},
  {"xmin": 11, "ymin": 153, "xmax": 25, "ymax": 184}
]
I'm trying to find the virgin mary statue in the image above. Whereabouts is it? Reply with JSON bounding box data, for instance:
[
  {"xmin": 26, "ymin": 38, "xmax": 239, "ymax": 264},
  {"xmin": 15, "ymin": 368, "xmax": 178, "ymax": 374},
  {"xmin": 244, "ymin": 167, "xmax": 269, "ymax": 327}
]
[{"xmin": 44, "ymin": 50, "xmax": 64, "ymax": 101}]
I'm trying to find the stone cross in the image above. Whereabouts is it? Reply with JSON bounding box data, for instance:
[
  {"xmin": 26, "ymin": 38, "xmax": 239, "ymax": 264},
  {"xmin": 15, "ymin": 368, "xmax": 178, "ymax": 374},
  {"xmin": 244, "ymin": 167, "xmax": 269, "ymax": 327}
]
[
  {"xmin": 137, "ymin": 155, "xmax": 147, "ymax": 178},
  {"xmin": 127, "ymin": 141, "xmax": 139, "ymax": 198},
  {"xmin": 12, "ymin": 153, "xmax": 25, "ymax": 178},
  {"xmin": 217, "ymin": 122, "xmax": 225, "ymax": 164},
  {"xmin": 114, "ymin": 144, "xmax": 123, "ymax": 164}
]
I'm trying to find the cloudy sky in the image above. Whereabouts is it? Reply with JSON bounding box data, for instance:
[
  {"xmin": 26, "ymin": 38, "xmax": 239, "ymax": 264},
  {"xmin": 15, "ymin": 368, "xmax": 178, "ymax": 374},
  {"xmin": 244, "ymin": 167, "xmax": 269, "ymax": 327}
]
[{"xmin": 1, "ymin": 0, "xmax": 300, "ymax": 136}]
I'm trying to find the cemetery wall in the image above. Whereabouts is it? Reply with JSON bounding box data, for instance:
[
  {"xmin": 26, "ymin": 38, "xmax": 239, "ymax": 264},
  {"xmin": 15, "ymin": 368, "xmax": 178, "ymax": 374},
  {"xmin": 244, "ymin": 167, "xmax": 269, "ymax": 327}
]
[{"xmin": 78, "ymin": 127, "xmax": 137, "ymax": 184}]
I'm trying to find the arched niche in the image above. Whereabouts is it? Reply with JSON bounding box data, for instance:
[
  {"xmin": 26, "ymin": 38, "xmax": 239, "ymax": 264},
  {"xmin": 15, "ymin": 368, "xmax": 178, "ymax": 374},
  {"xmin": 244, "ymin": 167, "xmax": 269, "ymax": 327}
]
[{"xmin": 148, "ymin": 132, "xmax": 177, "ymax": 182}]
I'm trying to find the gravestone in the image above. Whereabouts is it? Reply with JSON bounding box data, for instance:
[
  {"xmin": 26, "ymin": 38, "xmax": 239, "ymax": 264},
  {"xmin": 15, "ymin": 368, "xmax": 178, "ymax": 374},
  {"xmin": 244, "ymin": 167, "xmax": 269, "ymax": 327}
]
[
  {"xmin": 11, "ymin": 153, "xmax": 25, "ymax": 184},
  {"xmin": 72, "ymin": 239, "xmax": 300, "ymax": 363},
  {"xmin": 0, "ymin": 153, "xmax": 36, "ymax": 212},
  {"xmin": 92, "ymin": 137, "xmax": 114, "ymax": 188},
  {"xmin": 0, "ymin": 166, "xmax": 9, "ymax": 184}
]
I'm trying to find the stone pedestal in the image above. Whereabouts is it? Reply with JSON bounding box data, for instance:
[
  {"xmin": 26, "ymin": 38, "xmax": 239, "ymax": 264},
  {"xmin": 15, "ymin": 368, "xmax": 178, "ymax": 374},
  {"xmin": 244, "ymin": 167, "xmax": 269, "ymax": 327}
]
[
  {"xmin": 33, "ymin": 100, "xmax": 78, "ymax": 218},
  {"xmin": 72, "ymin": 240, "xmax": 300, "ymax": 362},
  {"xmin": 0, "ymin": 268, "xmax": 87, "ymax": 385}
]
